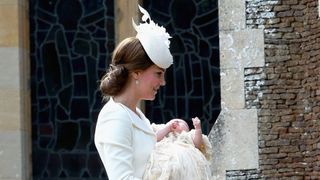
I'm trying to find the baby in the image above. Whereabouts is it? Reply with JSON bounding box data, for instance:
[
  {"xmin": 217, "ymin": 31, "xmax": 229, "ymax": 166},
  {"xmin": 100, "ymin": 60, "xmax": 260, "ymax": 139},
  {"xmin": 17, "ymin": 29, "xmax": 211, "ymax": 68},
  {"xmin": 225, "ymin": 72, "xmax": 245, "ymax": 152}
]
[
  {"xmin": 143, "ymin": 117, "xmax": 213, "ymax": 180},
  {"xmin": 156, "ymin": 117, "xmax": 205, "ymax": 152}
]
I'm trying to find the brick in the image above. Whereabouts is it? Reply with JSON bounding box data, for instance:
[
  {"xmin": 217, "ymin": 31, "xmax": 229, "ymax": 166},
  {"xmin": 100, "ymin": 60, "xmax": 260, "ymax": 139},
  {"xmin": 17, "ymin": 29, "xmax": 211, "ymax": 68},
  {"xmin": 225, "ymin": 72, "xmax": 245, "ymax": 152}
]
[
  {"xmin": 260, "ymin": 159, "xmax": 279, "ymax": 165},
  {"xmin": 273, "ymin": 5, "xmax": 290, "ymax": 12},
  {"xmin": 280, "ymin": 93, "xmax": 296, "ymax": 99},
  {"xmin": 260, "ymin": 147, "xmax": 279, "ymax": 154},
  {"xmin": 279, "ymin": 146, "xmax": 300, "ymax": 153},
  {"xmin": 282, "ymin": 0, "xmax": 298, "ymax": 5},
  {"xmin": 266, "ymin": 139, "xmax": 290, "ymax": 146}
]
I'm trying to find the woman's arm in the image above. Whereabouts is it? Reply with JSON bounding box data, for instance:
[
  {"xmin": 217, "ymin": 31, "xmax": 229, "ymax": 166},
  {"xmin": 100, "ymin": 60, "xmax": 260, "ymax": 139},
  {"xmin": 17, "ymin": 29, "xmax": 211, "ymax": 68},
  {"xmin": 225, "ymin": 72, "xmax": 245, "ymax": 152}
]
[
  {"xmin": 192, "ymin": 117, "xmax": 204, "ymax": 150},
  {"xmin": 95, "ymin": 116, "xmax": 140, "ymax": 180}
]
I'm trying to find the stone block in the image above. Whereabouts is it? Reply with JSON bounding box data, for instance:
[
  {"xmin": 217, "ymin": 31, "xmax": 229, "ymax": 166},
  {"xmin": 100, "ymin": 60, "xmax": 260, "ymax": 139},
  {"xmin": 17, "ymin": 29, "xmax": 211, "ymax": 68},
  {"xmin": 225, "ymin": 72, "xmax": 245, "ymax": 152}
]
[
  {"xmin": 219, "ymin": 0, "xmax": 245, "ymax": 30},
  {"xmin": 0, "ymin": 50, "xmax": 29, "ymax": 133},
  {"xmin": 0, "ymin": 131, "xmax": 24, "ymax": 179},
  {"xmin": 220, "ymin": 29, "xmax": 265, "ymax": 69},
  {"xmin": 221, "ymin": 68, "xmax": 244, "ymax": 109},
  {"xmin": 0, "ymin": 1, "xmax": 28, "ymax": 14},
  {"xmin": 115, "ymin": 0, "xmax": 139, "ymax": 43},
  {"xmin": 0, "ymin": 0, "xmax": 20, "ymax": 5},
  {"xmin": 209, "ymin": 109, "xmax": 259, "ymax": 179},
  {"xmin": 0, "ymin": 89, "xmax": 21, "ymax": 131},
  {"xmin": 0, "ymin": 4, "xmax": 19, "ymax": 47},
  {"xmin": 0, "ymin": 48, "xmax": 20, "ymax": 90}
]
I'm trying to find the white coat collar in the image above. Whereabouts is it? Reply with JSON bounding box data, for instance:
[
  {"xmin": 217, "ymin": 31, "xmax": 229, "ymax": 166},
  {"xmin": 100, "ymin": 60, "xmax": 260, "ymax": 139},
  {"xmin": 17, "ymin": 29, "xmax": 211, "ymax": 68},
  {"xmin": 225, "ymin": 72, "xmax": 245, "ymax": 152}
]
[{"xmin": 110, "ymin": 98, "xmax": 155, "ymax": 136}]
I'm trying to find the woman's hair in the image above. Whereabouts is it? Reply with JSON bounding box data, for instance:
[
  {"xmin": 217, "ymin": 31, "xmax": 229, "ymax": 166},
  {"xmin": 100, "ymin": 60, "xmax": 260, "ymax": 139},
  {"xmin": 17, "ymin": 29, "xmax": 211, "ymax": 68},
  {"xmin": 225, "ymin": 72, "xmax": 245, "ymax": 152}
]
[{"xmin": 100, "ymin": 37, "xmax": 154, "ymax": 97}]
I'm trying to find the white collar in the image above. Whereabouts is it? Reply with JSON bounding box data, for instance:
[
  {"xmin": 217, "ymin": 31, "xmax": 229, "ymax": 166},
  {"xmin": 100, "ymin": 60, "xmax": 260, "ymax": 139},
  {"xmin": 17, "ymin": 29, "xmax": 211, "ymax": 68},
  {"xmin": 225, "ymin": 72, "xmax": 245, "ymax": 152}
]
[{"xmin": 110, "ymin": 98, "xmax": 155, "ymax": 136}]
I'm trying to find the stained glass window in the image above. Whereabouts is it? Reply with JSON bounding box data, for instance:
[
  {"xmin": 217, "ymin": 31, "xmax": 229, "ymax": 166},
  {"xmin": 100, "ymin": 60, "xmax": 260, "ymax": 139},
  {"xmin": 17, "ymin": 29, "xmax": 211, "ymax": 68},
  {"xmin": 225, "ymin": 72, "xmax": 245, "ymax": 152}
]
[
  {"xmin": 144, "ymin": 0, "xmax": 220, "ymax": 134},
  {"xmin": 30, "ymin": 0, "xmax": 219, "ymax": 178},
  {"xmin": 30, "ymin": 0, "xmax": 114, "ymax": 179}
]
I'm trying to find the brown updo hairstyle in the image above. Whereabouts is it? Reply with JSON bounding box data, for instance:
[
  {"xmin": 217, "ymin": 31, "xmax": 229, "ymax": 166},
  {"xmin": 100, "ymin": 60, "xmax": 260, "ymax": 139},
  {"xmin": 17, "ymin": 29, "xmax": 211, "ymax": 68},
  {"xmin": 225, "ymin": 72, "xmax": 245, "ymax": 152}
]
[{"xmin": 100, "ymin": 37, "xmax": 154, "ymax": 97}]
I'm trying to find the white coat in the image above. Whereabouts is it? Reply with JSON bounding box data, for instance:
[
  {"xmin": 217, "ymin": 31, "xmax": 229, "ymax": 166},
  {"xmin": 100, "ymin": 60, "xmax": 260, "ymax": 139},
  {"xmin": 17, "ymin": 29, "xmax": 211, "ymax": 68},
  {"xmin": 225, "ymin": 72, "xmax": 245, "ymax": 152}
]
[{"xmin": 94, "ymin": 98, "xmax": 156, "ymax": 180}]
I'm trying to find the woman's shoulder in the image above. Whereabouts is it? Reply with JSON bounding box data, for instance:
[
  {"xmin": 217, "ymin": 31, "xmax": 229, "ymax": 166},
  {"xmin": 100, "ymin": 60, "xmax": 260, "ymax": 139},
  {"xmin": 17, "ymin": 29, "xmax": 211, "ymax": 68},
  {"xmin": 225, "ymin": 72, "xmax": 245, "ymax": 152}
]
[
  {"xmin": 97, "ymin": 100, "xmax": 130, "ymax": 123},
  {"xmin": 95, "ymin": 101, "xmax": 133, "ymax": 140}
]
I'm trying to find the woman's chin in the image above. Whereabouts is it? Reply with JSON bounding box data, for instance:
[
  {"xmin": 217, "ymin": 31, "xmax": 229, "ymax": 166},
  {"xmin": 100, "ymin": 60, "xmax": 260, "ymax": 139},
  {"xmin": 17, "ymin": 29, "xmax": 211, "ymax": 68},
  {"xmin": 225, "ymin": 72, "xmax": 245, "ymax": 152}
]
[{"xmin": 143, "ymin": 95, "xmax": 156, "ymax": 101}]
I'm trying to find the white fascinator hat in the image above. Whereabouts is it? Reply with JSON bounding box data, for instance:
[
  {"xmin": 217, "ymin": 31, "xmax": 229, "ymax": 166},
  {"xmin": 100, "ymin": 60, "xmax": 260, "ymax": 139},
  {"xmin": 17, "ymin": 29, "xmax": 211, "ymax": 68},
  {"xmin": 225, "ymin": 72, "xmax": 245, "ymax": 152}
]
[{"xmin": 132, "ymin": 5, "xmax": 173, "ymax": 69}]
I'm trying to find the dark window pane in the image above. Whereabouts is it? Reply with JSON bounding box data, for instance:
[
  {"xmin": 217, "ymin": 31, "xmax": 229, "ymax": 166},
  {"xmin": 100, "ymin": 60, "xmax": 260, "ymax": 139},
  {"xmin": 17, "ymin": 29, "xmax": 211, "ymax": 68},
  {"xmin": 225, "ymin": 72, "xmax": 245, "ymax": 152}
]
[
  {"xmin": 30, "ymin": 0, "xmax": 114, "ymax": 179},
  {"xmin": 144, "ymin": 0, "xmax": 220, "ymax": 134}
]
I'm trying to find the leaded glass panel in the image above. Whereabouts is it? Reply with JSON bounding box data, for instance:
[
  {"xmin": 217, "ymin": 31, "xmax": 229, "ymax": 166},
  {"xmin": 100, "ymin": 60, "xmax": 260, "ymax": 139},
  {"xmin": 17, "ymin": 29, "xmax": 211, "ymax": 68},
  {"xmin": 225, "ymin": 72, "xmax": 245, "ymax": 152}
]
[
  {"xmin": 30, "ymin": 0, "xmax": 114, "ymax": 179},
  {"xmin": 144, "ymin": 0, "xmax": 220, "ymax": 135}
]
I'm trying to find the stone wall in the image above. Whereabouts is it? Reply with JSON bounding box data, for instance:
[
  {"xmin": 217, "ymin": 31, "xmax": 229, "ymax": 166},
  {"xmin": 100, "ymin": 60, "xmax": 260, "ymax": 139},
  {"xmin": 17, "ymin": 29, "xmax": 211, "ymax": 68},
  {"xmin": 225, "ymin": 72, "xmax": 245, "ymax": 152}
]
[
  {"xmin": 245, "ymin": 0, "xmax": 320, "ymax": 178},
  {"xmin": 0, "ymin": 0, "xmax": 31, "ymax": 179},
  {"xmin": 226, "ymin": 169, "xmax": 261, "ymax": 179},
  {"xmin": 209, "ymin": 0, "xmax": 263, "ymax": 179}
]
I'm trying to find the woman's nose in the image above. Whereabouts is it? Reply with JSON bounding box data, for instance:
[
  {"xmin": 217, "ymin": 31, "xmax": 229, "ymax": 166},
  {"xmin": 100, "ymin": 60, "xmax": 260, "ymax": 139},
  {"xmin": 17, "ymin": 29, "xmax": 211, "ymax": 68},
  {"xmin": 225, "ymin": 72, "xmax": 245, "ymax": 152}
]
[
  {"xmin": 160, "ymin": 75, "xmax": 166, "ymax": 86},
  {"xmin": 160, "ymin": 79, "xmax": 166, "ymax": 86}
]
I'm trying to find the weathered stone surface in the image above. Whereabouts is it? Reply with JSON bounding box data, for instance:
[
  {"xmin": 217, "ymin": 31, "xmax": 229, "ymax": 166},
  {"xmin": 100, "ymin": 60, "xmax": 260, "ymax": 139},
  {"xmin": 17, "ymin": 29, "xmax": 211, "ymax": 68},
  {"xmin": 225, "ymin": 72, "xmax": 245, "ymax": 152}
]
[
  {"xmin": 221, "ymin": 68, "xmax": 245, "ymax": 109},
  {"xmin": 226, "ymin": 169, "xmax": 261, "ymax": 179},
  {"xmin": 209, "ymin": 109, "xmax": 259, "ymax": 179},
  {"xmin": 0, "ymin": 1, "xmax": 31, "ymax": 179},
  {"xmin": 220, "ymin": 29, "xmax": 264, "ymax": 69},
  {"xmin": 0, "ymin": 4, "xmax": 19, "ymax": 47},
  {"xmin": 219, "ymin": 0, "xmax": 246, "ymax": 30},
  {"xmin": 245, "ymin": 0, "xmax": 320, "ymax": 178},
  {"xmin": 115, "ymin": 0, "xmax": 139, "ymax": 42},
  {"xmin": 0, "ymin": 131, "xmax": 29, "ymax": 179},
  {"xmin": 0, "ymin": 48, "xmax": 20, "ymax": 90}
]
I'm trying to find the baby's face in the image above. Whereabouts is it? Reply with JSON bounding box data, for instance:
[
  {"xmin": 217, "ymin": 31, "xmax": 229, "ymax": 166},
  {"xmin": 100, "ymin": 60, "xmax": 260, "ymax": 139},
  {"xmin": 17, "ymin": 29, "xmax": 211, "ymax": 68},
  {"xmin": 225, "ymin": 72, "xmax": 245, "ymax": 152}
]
[{"xmin": 172, "ymin": 119, "xmax": 189, "ymax": 133}]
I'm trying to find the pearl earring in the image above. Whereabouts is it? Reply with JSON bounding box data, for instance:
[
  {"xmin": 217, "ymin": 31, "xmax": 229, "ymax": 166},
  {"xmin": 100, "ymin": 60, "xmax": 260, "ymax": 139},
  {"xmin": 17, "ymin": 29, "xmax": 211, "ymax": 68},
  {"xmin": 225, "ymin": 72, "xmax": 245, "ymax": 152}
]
[{"xmin": 135, "ymin": 80, "xmax": 139, "ymax": 85}]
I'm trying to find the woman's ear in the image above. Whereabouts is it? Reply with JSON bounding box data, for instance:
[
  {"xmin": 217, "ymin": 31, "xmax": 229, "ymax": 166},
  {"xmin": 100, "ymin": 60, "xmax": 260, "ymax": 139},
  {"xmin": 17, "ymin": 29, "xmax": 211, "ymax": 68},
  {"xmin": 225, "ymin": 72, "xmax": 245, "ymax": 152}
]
[{"xmin": 131, "ymin": 71, "xmax": 140, "ymax": 80}]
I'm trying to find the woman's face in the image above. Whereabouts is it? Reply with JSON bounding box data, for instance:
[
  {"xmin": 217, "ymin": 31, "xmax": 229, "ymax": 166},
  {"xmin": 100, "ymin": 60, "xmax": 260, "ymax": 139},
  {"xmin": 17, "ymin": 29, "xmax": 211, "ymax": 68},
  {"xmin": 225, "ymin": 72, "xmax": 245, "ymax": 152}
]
[{"xmin": 137, "ymin": 65, "xmax": 166, "ymax": 100}]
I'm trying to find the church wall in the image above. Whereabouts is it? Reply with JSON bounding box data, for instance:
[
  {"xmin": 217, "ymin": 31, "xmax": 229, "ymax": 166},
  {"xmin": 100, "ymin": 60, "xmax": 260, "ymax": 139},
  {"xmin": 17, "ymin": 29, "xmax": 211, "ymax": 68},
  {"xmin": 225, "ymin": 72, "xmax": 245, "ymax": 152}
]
[
  {"xmin": 209, "ymin": 0, "xmax": 263, "ymax": 179},
  {"xmin": 212, "ymin": 0, "xmax": 320, "ymax": 179},
  {"xmin": 245, "ymin": 0, "xmax": 320, "ymax": 178}
]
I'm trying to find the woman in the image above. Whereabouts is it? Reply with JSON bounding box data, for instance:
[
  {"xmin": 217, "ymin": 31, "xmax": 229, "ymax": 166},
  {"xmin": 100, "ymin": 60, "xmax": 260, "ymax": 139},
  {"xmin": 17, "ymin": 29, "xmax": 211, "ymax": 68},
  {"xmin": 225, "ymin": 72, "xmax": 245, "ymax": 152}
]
[{"xmin": 94, "ymin": 6, "xmax": 174, "ymax": 179}]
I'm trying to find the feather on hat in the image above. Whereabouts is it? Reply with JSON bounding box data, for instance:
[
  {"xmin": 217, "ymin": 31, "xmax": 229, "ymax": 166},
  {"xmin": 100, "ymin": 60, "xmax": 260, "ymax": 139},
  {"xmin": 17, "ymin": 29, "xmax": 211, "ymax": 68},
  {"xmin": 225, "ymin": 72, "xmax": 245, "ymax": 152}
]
[{"xmin": 132, "ymin": 5, "xmax": 173, "ymax": 69}]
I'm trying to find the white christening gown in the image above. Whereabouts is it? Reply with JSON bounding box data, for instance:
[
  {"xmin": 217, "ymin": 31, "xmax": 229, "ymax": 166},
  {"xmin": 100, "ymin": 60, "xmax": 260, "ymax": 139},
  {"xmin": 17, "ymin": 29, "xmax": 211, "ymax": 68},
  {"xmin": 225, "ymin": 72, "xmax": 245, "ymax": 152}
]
[{"xmin": 143, "ymin": 129, "xmax": 213, "ymax": 180}]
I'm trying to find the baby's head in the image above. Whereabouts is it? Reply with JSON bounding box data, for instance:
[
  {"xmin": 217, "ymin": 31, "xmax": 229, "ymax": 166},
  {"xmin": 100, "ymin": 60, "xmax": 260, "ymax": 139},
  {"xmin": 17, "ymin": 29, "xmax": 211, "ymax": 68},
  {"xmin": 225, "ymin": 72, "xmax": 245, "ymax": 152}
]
[{"xmin": 171, "ymin": 118, "xmax": 190, "ymax": 133}]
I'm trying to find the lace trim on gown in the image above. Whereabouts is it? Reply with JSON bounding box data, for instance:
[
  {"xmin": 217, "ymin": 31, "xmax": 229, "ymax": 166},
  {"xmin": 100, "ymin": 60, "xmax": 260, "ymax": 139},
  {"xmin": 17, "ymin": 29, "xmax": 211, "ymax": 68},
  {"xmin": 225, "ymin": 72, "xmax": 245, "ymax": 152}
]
[{"xmin": 143, "ymin": 129, "xmax": 213, "ymax": 180}]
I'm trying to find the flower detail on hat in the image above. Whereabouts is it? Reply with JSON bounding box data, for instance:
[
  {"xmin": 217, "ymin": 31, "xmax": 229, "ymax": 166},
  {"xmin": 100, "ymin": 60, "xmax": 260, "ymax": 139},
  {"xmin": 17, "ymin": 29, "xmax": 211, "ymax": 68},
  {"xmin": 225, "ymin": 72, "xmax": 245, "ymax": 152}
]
[
  {"xmin": 132, "ymin": 5, "xmax": 173, "ymax": 69},
  {"xmin": 134, "ymin": 5, "xmax": 171, "ymax": 47}
]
